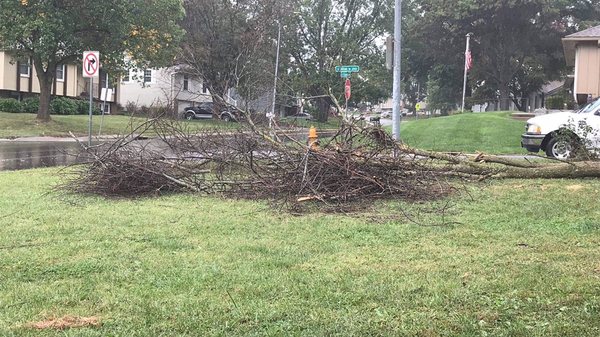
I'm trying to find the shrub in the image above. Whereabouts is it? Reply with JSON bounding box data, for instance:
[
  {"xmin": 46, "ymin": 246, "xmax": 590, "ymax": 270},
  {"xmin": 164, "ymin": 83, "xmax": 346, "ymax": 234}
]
[
  {"xmin": 75, "ymin": 99, "xmax": 93, "ymax": 115},
  {"xmin": 546, "ymin": 96, "xmax": 565, "ymax": 109},
  {"xmin": 0, "ymin": 98, "xmax": 24, "ymax": 113},
  {"xmin": 51, "ymin": 97, "xmax": 79, "ymax": 115},
  {"xmin": 49, "ymin": 97, "xmax": 101, "ymax": 115},
  {"xmin": 139, "ymin": 105, "xmax": 151, "ymax": 116},
  {"xmin": 22, "ymin": 98, "xmax": 39, "ymax": 113},
  {"xmin": 0, "ymin": 96, "xmax": 103, "ymax": 115},
  {"xmin": 124, "ymin": 101, "xmax": 138, "ymax": 114}
]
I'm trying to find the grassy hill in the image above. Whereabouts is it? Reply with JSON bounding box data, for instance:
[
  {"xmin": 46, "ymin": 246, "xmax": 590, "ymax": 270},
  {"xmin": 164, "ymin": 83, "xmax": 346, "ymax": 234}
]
[{"xmin": 398, "ymin": 112, "xmax": 527, "ymax": 154}]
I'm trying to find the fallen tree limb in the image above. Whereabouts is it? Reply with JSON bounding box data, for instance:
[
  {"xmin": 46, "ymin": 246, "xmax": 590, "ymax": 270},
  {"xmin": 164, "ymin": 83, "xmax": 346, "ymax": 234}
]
[
  {"xmin": 489, "ymin": 161, "xmax": 600, "ymax": 179},
  {"xmin": 63, "ymin": 116, "xmax": 600, "ymax": 213}
]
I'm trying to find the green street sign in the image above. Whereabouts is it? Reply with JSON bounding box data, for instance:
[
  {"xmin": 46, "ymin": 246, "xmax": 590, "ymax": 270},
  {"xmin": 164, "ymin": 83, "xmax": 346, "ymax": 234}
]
[
  {"xmin": 335, "ymin": 65, "xmax": 360, "ymax": 73},
  {"xmin": 340, "ymin": 72, "xmax": 351, "ymax": 78}
]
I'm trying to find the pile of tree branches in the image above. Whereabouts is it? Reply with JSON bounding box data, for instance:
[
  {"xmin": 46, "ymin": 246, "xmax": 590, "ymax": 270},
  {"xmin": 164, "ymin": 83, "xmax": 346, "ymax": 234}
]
[
  {"xmin": 64, "ymin": 119, "xmax": 457, "ymax": 208},
  {"xmin": 64, "ymin": 117, "xmax": 600, "ymax": 211}
]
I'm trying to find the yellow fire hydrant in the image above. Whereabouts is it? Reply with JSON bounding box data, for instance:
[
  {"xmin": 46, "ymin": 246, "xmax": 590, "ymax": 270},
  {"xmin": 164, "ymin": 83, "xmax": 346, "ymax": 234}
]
[{"xmin": 308, "ymin": 126, "xmax": 319, "ymax": 150}]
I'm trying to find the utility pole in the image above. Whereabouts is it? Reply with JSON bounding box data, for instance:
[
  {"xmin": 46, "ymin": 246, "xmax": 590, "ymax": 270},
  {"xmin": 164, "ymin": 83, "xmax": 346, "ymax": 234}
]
[
  {"xmin": 269, "ymin": 21, "xmax": 282, "ymax": 128},
  {"xmin": 392, "ymin": 0, "xmax": 402, "ymax": 141}
]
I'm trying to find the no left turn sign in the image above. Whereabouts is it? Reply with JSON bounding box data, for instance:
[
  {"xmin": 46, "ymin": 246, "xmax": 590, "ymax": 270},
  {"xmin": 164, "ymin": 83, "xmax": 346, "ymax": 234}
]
[{"xmin": 83, "ymin": 51, "xmax": 100, "ymax": 78}]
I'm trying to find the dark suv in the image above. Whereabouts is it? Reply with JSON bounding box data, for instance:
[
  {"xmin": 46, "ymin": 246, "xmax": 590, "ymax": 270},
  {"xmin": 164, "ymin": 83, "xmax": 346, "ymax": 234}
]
[{"xmin": 183, "ymin": 102, "xmax": 240, "ymax": 122}]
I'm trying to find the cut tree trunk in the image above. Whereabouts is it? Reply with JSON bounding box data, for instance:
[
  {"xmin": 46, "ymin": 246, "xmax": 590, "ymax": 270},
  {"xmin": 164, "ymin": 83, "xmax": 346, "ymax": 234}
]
[
  {"xmin": 491, "ymin": 161, "xmax": 600, "ymax": 179},
  {"xmin": 403, "ymin": 146, "xmax": 600, "ymax": 179}
]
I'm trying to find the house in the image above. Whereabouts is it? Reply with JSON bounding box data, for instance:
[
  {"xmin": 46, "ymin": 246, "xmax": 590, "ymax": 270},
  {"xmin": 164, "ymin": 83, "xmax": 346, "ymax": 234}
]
[
  {"xmin": 0, "ymin": 51, "xmax": 226, "ymax": 115},
  {"xmin": 119, "ymin": 66, "xmax": 213, "ymax": 113},
  {"xmin": 562, "ymin": 24, "xmax": 600, "ymax": 104},
  {"xmin": 0, "ymin": 51, "xmax": 118, "ymax": 111},
  {"xmin": 0, "ymin": 51, "xmax": 80, "ymax": 100},
  {"xmin": 527, "ymin": 80, "xmax": 564, "ymax": 112}
]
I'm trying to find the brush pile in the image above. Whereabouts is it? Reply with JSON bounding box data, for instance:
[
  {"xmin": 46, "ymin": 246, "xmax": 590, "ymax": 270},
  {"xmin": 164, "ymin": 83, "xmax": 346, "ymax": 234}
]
[
  {"xmin": 66, "ymin": 117, "xmax": 600, "ymax": 210},
  {"xmin": 65, "ymin": 119, "xmax": 456, "ymax": 208}
]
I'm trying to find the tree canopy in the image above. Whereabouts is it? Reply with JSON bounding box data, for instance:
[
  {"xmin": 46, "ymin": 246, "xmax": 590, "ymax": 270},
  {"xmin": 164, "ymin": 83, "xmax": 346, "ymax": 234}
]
[
  {"xmin": 281, "ymin": 0, "xmax": 392, "ymax": 120},
  {"xmin": 180, "ymin": 0, "xmax": 287, "ymax": 112},
  {"xmin": 0, "ymin": 0, "xmax": 184, "ymax": 121},
  {"xmin": 403, "ymin": 0, "xmax": 599, "ymax": 112}
]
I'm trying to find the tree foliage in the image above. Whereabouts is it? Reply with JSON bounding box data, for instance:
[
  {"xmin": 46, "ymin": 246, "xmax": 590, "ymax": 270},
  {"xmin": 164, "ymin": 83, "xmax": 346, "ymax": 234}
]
[
  {"xmin": 281, "ymin": 0, "xmax": 392, "ymax": 121},
  {"xmin": 404, "ymin": 0, "xmax": 598, "ymax": 112},
  {"xmin": 180, "ymin": 0, "xmax": 287, "ymax": 112},
  {"xmin": 0, "ymin": 0, "xmax": 184, "ymax": 121}
]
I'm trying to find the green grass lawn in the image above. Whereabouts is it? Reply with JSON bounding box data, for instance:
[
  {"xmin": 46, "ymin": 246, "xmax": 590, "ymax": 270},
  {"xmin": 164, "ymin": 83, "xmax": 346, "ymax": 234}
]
[
  {"xmin": 0, "ymin": 168, "xmax": 598, "ymax": 336},
  {"xmin": 0, "ymin": 112, "xmax": 242, "ymax": 138},
  {"xmin": 398, "ymin": 112, "xmax": 527, "ymax": 154}
]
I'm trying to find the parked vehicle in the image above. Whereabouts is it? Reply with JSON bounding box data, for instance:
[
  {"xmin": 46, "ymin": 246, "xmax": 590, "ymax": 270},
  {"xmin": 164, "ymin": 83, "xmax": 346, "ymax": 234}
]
[
  {"xmin": 521, "ymin": 98, "xmax": 600, "ymax": 159},
  {"xmin": 351, "ymin": 113, "xmax": 380, "ymax": 122},
  {"xmin": 183, "ymin": 102, "xmax": 241, "ymax": 122},
  {"xmin": 286, "ymin": 112, "xmax": 313, "ymax": 120}
]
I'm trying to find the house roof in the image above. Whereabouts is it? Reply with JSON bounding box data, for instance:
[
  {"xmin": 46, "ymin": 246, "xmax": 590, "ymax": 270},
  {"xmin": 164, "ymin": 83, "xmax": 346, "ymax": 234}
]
[
  {"xmin": 541, "ymin": 80, "xmax": 564, "ymax": 95},
  {"xmin": 565, "ymin": 25, "xmax": 600, "ymax": 38},
  {"xmin": 562, "ymin": 25, "xmax": 600, "ymax": 66}
]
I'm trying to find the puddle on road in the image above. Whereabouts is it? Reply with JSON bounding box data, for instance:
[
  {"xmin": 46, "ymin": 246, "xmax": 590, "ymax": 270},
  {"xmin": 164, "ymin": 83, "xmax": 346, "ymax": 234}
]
[{"xmin": 0, "ymin": 142, "xmax": 85, "ymax": 171}]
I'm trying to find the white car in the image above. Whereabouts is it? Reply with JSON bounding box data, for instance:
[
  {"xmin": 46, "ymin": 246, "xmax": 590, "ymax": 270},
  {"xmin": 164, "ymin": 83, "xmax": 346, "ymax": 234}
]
[{"xmin": 521, "ymin": 98, "xmax": 600, "ymax": 159}]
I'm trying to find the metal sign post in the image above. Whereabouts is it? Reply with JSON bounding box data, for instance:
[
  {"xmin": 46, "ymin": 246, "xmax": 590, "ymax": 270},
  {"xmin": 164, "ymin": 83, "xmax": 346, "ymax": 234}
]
[
  {"xmin": 82, "ymin": 51, "xmax": 100, "ymax": 146},
  {"xmin": 344, "ymin": 79, "xmax": 351, "ymax": 120},
  {"xmin": 335, "ymin": 65, "xmax": 359, "ymax": 121},
  {"xmin": 89, "ymin": 78, "xmax": 93, "ymax": 145}
]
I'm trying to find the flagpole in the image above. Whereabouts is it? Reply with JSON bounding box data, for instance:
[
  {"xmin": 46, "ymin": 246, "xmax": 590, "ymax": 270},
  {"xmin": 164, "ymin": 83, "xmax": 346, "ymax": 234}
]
[{"xmin": 461, "ymin": 33, "xmax": 472, "ymax": 112}]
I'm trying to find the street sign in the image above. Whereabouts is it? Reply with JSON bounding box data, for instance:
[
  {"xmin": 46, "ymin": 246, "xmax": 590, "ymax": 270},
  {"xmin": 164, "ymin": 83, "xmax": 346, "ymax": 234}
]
[
  {"xmin": 340, "ymin": 72, "xmax": 351, "ymax": 78},
  {"xmin": 335, "ymin": 65, "xmax": 360, "ymax": 73},
  {"xmin": 83, "ymin": 51, "xmax": 100, "ymax": 78},
  {"xmin": 345, "ymin": 79, "xmax": 351, "ymax": 100},
  {"xmin": 82, "ymin": 51, "xmax": 99, "ymax": 146}
]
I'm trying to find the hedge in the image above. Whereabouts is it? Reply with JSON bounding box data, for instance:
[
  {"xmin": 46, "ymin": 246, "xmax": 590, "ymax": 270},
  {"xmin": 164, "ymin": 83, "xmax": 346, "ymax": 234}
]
[{"xmin": 0, "ymin": 97, "xmax": 101, "ymax": 115}]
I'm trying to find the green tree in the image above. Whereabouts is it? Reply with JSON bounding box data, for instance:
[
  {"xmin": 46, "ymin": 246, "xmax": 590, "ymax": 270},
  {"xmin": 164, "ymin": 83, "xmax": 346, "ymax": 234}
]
[
  {"xmin": 408, "ymin": 0, "xmax": 592, "ymax": 112},
  {"xmin": 426, "ymin": 64, "xmax": 461, "ymax": 115},
  {"xmin": 282, "ymin": 0, "xmax": 392, "ymax": 121},
  {"xmin": 0, "ymin": 0, "xmax": 184, "ymax": 121},
  {"xmin": 180, "ymin": 0, "xmax": 286, "ymax": 114}
]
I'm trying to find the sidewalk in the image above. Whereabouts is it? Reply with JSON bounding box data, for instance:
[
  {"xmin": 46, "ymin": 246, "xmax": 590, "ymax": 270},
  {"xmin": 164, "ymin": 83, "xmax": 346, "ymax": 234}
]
[{"xmin": 0, "ymin": 135, "xmax": 124, "ymax": 142}]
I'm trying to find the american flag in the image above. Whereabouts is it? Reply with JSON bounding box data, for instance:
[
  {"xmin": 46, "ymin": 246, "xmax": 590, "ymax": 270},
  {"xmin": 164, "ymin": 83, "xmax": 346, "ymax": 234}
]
[{"xmin": 465, "ymin": 49, "xmax": 473, "ymax": 72}]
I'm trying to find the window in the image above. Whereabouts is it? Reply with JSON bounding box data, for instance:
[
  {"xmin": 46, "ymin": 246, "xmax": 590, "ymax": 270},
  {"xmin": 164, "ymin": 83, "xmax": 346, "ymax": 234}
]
[
  {"xmin": 202, "ymin": 82, "xmax": 208, "ymax": 94},
  {"xmin": 143, "ymin": 69, "xmax": 152, "ymax": 83},
  {"xmin": 122, "ymin": 70, "xmax": 130, "ymax": 83},
  {"xmin": 183, "ymin": 75, "xmax": 189, "ymax": 91},
  {"xmin": 580, "ymin": 98, "xmax": 600, "ymax": 114},
  {"xmin": 56, "ymin": 64, "xmax": 65, "ymax": 81},
  {"xmin": 18, "ymin": 59, "xmax": 30, "ymax": 77}
]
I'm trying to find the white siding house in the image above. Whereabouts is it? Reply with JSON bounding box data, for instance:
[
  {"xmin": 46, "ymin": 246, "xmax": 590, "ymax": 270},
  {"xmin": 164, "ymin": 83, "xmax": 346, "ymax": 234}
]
[{"xmin": 118, "ymin": 66, "xmax": 211, "ymax": 113}]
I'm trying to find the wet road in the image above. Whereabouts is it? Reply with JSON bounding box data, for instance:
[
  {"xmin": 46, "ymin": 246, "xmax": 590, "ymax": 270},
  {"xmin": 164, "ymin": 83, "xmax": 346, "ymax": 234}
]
[
  {"xmin": 0, "ymin": 131, "xmax": 544, "ymax": 171},
  {"xmin": 0, "ymin": 142, "xmax": 84, "ymax": 171}
]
